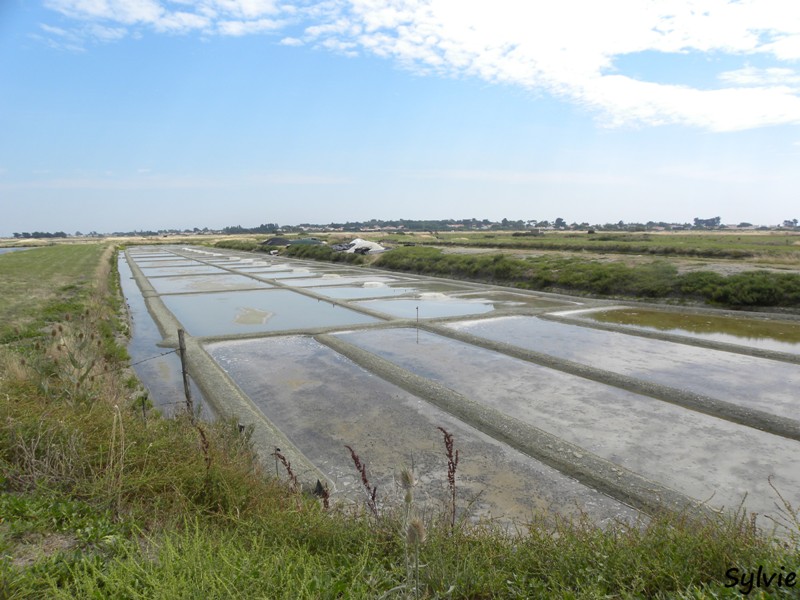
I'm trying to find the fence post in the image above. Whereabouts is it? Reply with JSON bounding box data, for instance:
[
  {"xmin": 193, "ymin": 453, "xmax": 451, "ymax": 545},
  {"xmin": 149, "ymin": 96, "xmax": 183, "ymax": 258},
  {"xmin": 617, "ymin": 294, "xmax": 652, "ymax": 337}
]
[{"xmin": 177, "ymin": 328, "xmax": 194, "ymax": 421}]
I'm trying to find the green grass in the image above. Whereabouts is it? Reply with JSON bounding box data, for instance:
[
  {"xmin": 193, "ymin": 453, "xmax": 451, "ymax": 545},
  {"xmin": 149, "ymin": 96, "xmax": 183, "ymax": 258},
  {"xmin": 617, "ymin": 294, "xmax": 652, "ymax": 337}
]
[
  {"xmin": 2, "ymin": 241, "xmax": 798, "ymax": 598},
  {"xmin": 0, "ymin": 244, "xmax": 107, "ymax": 344},
  {"xmin": 368, "ymin": 246, "xmax": 800, "ymax": 308},
  {"xmin": 377, "ymin": 231, "xmax": 800, "ymax": 259}
]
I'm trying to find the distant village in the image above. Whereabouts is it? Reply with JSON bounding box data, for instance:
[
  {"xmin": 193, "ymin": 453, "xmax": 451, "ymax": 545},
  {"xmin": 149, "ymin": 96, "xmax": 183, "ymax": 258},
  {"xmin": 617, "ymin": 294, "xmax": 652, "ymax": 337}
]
[{"xmin": 9, "ymin": 216, "xmax": 800, "ymax": 240}]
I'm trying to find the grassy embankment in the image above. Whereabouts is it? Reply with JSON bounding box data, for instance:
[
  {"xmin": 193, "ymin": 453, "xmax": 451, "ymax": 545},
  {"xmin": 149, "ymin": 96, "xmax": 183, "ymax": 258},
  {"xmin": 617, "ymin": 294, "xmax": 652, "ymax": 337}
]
[
  {"xmin": 215, "ymin": 237, "xmax": 800, "ymax": 309},
  {"xmin": 377, "ymin": 231, "xmax": 800, "ymax": 260},
  {"xmin": 2, "ymin": 243, "xmax": 798, "ymax": 597}
]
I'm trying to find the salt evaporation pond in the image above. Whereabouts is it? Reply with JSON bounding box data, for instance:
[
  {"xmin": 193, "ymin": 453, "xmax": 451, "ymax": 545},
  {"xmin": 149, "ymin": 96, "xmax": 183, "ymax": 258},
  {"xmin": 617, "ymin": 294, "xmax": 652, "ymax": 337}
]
[
  {"xmin": 234, "ymin": 265, "xmax": 296, "ymax": 272},
  {"xmin": 159, "ymin": 289, "xmax": 381, "ymax": 337},
  {"xmin": 355, "ymin": 296, "xmax": 497, "ymax": 319},
  {"xmin": 124, "ymin": 245, "xmax": 800, "ymax": 525},
  {"xmin": 256, "ymin": 269, "xmax": 320, "ymax": 279},
  {"xmin": 148, "ymin": 273, "xmax": 274, "ymax": 294},
  {"xmin": 128, "ymin": 252, "xmax": 177, "ymax": 259},
  {"xmin": 334, "ymin": 327, "xmax": 800, "ymax": 518},
  {"xmin": 134, "ymin": 260, "xmax": 200, "ymax": 268},
  {"xmin": 306, "ymin": 285, "xmax": 415, "ymax": 300},
  {"xmin": 454, "ymin": 291, "xmax": 577, "ymax": 310},
  {"xmin": 580, "ymin": 308, "xmax": 800, "ymax": 355},
  {"xmin": 278, "ymin": 275, "xmax": 401, "ymax": 288},
  {"xmin": 445, "ymin": 316, "xmax": 800, "ymax": 421},
  {"xmin": 138, "ymin": 264, "xmax": 228, "ymax": 276},
  {"xmin": 205, "ymin": 335, "xmax": 638, "ymax": 526}
]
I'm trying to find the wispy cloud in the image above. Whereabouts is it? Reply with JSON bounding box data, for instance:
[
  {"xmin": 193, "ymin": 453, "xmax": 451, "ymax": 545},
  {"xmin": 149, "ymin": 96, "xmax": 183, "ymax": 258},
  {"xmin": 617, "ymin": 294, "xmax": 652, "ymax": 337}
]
[
  {"xmin": 40, "ymin": 0, "xmax": 800, "ymax": 131},
  {"xmin": 0, "ymin": 170, "xmax": 352, "ymax": 191},
  {"xmin": 410, "ymin": 169, "xmax": 636, "ymax": 186}
]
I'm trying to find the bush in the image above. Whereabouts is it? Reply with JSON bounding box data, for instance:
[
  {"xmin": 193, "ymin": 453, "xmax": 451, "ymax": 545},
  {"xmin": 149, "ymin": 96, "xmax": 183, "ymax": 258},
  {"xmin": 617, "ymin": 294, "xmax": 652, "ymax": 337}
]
[{"xmin": 284, "ymin": 244, "xmax": 366, "ymax": 264}]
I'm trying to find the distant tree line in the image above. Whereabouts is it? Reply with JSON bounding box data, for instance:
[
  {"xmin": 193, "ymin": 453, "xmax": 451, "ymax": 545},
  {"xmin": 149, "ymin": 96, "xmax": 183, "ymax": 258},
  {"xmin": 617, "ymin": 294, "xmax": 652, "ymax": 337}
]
[
  {"xmin": 12, "ymin": 231, "xmax": 68, "ymax": 239},
  {"xmin": 222, "ymin": 223, "xmax": 280, "ymax": 235},
  {"xmin": 11, "ymin": 216, "xmax": 798, "ymax": 240}
]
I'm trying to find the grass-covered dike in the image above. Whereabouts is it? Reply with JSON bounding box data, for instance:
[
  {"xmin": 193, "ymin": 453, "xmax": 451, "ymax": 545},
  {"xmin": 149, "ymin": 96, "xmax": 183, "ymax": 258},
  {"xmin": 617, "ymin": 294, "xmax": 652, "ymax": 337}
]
[
  {"xmin": 216, "ymin": 238, "xmax": 800, "ymax": 309},
  {"xmin": 1, "ymin": 243, "xmax": 799, "ymax": 598},
  {"xmin": 374, "ymin": 247, "xmax": 800, "ymax": 308}
]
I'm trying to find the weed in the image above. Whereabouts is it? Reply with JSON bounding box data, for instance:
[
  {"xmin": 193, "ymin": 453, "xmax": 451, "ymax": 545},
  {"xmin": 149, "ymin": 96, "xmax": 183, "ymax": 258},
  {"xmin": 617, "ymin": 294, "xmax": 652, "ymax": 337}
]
[
  {"xmin": 345, "ymin": 445, "xmax": 379, "ymax": 518},
  {"xmin": 437, "ymin": 427, "xmax": 459, "ymax": 530},
  {"xmin": 271, "ymin": 447, "xmax": 298, "ymax": 491}
]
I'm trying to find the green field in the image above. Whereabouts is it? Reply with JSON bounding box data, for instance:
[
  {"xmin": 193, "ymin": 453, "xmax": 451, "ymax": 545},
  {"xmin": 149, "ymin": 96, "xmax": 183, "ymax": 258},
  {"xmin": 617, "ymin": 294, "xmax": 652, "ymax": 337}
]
[
  {"xmin": 375, "ymin": 230, "xmax": 800, "ymax": 260},
  {"xmin": 2, "ymin": 242, "xmax": 798, "ymax": 598}
]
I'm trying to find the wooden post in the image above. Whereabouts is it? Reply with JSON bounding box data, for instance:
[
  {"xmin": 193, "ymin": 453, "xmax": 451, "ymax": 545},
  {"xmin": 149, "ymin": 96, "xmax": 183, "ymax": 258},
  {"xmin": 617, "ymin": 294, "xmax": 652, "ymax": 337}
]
[{"xmin": 177, "ymin": 329, "xmax": 194, "ymax": 420}]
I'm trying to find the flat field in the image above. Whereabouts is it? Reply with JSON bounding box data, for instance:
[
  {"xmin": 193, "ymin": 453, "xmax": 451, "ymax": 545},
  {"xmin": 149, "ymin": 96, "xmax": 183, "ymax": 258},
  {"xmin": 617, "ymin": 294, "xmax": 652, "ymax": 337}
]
[{"xmin": 0, "ymin": 243, "xmax": 108, "ymax": 343}]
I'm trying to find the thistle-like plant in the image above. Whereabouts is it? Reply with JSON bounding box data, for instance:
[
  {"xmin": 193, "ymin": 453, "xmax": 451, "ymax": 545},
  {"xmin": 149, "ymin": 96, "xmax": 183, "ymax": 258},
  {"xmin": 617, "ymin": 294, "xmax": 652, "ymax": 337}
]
[
  {"xmin": 437, "ymin": 426, "xmax": 459, "ymax": 530},
  {"xmin": 345, "ymin": 445, "xmax": 378, "ymax": 518}
]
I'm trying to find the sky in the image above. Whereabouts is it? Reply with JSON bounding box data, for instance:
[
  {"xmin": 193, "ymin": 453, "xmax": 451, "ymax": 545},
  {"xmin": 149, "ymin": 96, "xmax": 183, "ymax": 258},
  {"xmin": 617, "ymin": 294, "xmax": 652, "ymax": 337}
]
[{"xmin": 1, "ymin": 0, "xmax": 800, "ymax": 236}]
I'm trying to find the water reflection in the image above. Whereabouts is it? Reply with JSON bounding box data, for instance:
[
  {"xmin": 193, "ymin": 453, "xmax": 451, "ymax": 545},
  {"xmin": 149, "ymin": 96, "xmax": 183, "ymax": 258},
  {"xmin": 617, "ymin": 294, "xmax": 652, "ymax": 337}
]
[
  {"xmin": 446, "ymin": 316, "xmax": 800, "ymax": 420},
  {"xmin": 334, "ymin": 327, "xmax": 800, "ymax": 519},
  {"xmin": 160, "ymin": 289, "xmax": 380, "ymax": 337},
  {"xmin": 583, "ymin": 308, "xmax": 800, "ymax": 354},
  {"xmin": 118, "ymin": 257, "xmax": 210, "ymax": 418},
  {"xmin": 206, "ymin": 335, "xmax": 638, "ymax": 526}
]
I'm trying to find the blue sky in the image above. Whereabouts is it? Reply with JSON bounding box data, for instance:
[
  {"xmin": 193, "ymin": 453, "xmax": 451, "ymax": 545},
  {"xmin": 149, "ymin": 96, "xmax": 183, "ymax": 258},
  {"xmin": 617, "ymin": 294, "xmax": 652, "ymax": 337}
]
[{"xmin": 2, "ymin": 0, "xmax": 800, "ymax": 236}]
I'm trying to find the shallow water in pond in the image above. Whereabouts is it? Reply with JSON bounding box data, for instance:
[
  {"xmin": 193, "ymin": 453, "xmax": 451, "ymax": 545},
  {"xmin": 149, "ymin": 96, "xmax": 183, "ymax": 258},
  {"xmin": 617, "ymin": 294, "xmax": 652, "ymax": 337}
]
[
  {"xmin": 334, "ymin": 328, "xmax": 800, "ymax": 518},
  {"xmin": 582, "ymin": 308, "xmax": 800, "ymax": 354},
  {"xmin": 454, "ymin": 291, "xmax": 577, "ymax": 310},
  {"xmin": 204, "ymin": 336, "xmax": 639, "ymax": 526},
  {"xmin": 256, "ymin": 269, "xmax": 319, "ymax": 279},
  {"xmin": 277, "ymin": 275, "xmax": 400, "ymax": 288},
  {"xmin": 149, "ymin": 273, "xmax": 274, "ymax": 294},
  {"xmin": 160, "ymin": 289, "xmax": 381, "ymax": 336},
  {"xmin": 128, "ymin": 252, "xmax": 177, "ymax": 259},
  {"xmin": 133, "ymin": 260, "xmax": 200, "ymax": 268},
  {"xmin": 0, "ymin": 247, "xmax": 34, "ymax": 255},
  {"xmin": 388, "ymin": 281, "xmax": 472, "ymax": 293},
  {"xmin": 445, "ymin": 316, "xmax": 800, "ymax": 421},
  {"xmin": 139, "ymin": 264, "xmax": 228, "ymax": 276},
  {"xmin": 355, "ymin": 297, "xmax": 496, "ymax": 319},
  {"xmin": 306, "ymin": 285, "xmax": 415, "ymax": 300},
  {"xmin": 234, "ymin": 265, "xmax": 295, "ymax": 272}
]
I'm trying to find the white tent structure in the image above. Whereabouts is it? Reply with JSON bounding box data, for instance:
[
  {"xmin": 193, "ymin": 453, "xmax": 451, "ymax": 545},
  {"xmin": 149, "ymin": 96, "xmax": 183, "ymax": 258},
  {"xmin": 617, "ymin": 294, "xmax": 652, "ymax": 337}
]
[{"xmin": 344, "ymin": 238, "xmax": 386, "ymax": 254}]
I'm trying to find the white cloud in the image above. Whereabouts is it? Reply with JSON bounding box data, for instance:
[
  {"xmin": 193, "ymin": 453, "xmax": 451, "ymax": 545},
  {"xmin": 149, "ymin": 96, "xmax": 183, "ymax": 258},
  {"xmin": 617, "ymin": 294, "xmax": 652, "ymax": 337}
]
[
  {"xmin": 41, "ymin": 0, "xmax": 800, "ymax": 130},
  {"xmin": 153, "ymin": 11, "xmax": 211, "ymax": 33},
  {"xmin": 45, "ymin": 0, "xmax": 164, "ymax": 25},
  {"xmin": 719, "ymin": 66, "xmax": 800, "ymax": 87},
  {"xmin": 211, "ymin": 0, "xmax": 280, "ymax": 19},
  {"xmin": 218, "ymin": 17, "xmax": 284, "ymax": 36},
  {"xmin": 292, "ymin": 0, "xmax": 800, "ymax": 130},
  {"xmin": 87, "ymin": 23, "xmax": 127, "ymax": 41}
]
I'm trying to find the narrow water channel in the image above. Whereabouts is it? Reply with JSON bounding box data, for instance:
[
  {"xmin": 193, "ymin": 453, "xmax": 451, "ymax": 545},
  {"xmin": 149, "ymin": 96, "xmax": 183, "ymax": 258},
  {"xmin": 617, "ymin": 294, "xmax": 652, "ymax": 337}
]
[{"xmin": 118, "ymin": 254, "xmax": 211, "ymax": 418}]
